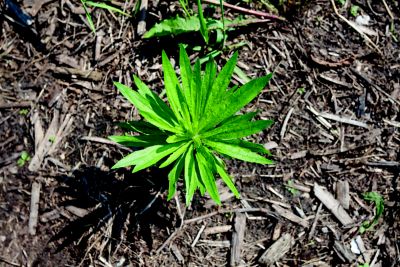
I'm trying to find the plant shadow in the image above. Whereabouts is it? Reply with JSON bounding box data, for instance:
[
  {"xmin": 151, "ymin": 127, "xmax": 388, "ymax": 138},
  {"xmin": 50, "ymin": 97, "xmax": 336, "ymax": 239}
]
[{"xmin": 34, "ymin": 166, "xmax": 178, "ymax": 265}]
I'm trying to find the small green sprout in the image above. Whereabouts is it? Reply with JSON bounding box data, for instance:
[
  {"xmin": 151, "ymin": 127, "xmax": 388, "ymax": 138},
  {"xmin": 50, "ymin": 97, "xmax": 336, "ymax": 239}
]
[
  {"xmin": 49, "ymin": 136, "xmax": 56, "ymax": 143},
  {"xmin": 17, "ymin": 151, "xmax": 31, "ymax": 167},
  {"xmin": 360, "ymin": 192, "xmax": 384, "ymax": 234},
  {"xmin": 286, "ymin": 179, "xmax": 299, "ymax": 196},
  {"xmin": 19, "ymin": 109, "xmax": 29, "ymax": 116},
  {"xmin": 110, "ymin": 46, "xmax": 274, "ymax": 205},
  {"xmin": 350, "ymin": 5, "xmax": 360, "ymax": 17},
  {"xmin": 297, "ymin": 87, "xmax": 305, "ymax": 95}
]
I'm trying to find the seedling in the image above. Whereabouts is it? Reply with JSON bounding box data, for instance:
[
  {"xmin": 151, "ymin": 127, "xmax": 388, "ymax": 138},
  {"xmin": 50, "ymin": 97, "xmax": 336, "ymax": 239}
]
[
  {"xmin": 286, "ymin": 180, "xmax": 299, "ymax": 196},
  {"xmin": 49, "ymin": 136, "xmax": 56, "ymax": 143},
  {"xmin": 110, "ymin": 46, "xmax": 274, "ymax": 205},
  {"xmin": 360, "ymin": 192, "xmax": 384, "ymax": 234},
  {"xmin": 17, "ymin": 151, "xmax": 31, "ymax": 167},
  {"xmin": 350, "ymin": 5, "xmax": 360, "ymax": 17},
  {"xmin": 19, "ymin": 109, "xmax": 29, "ymax": 116},
  {"xmin": 297, "ymin": 87, "xmax": 305, "ymax": 95}
]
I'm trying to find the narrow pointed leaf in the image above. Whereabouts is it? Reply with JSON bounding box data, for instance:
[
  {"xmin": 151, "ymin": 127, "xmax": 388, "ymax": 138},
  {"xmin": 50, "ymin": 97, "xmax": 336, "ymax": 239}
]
[
  {"xmin": 203, "ymin": 120, "xmax": 273, "ymax": 139},
  {"xmin": 196, "ymin": 150, "xmax": 221, "ymax": 204},
  {"xmin": 215, "ymin": 159, "xmax": 240, "ymax": 198},
  {"xmin": 114, "ymin": 82, "xmax": 180, "ymax": 133},
  {"xmin": 109, "ymin": 135, "xmax": 166, "ymax": 147},
  {"xmin": 117, "ymin": 121, "xmax": 165, "ymax": 135},
  {"xmin": 184, "ymin": 144, "xmax": 198, "ymax": 205},
  {"xmin": 201, "ymin": 74, "xmax": 272, "ymax": 131},
  {"xmin": 197, "ymin": 0, "xmax": 209, "ymax": 43},
  {"xmin": 162, "ymin": 51, "xmax": 192, "ymax": 129},
  {"xmin": 132, "ymin": 142, "xmax": 184, "ymax": 172},
  {"xmin": 201, "ymin": 52, "xmax": 238, "ymax": 126},
  {"xmin": 179, "ymin": 44, "xmax": 192, "ymax": 102},
  {"xmin": 160, "ymin": 142, "xmax": 192, "ymax": 168},
  {"xmin": 112, "ymin": 143, "xmax": 182, "ymax": 169},
  {"xmin": 133, "ymin": 75, "xmax": 177, "ymax": 124},
  {"xmin": 167, "ymin": 155, "xmax": 185, "ymax": 200},
  {"xmin": 203, "ymin": 139, "xmax": 273, "ymax": 164}
]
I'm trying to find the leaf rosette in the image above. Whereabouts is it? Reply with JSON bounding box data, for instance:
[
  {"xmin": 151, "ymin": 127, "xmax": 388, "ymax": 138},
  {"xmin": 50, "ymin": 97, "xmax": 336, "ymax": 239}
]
[{"xmin": 110, "ymin": 46, "xmax": 274, "ymax": 205}]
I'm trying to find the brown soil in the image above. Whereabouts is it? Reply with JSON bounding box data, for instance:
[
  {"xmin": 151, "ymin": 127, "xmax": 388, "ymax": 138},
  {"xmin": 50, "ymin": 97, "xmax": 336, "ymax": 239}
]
[{"xmin": 1, "ymin": 0, "xmax": 399, "ymax": 266}]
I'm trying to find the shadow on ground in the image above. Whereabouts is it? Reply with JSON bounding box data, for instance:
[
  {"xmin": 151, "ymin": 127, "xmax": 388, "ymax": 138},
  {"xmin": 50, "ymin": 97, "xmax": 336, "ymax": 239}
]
[{"xmin": 33, "ymin": 166, "xmax": 177, "ymax": 265}]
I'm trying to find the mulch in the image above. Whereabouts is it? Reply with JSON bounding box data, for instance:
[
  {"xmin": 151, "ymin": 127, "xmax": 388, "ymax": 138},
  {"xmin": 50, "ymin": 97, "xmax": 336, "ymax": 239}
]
[{"xmin": 0, "ymin": 0, "xmax": 399, "ymax": 266}]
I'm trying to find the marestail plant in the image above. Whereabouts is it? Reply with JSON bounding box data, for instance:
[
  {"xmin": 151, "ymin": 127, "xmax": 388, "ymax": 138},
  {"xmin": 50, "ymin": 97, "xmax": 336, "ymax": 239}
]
[{"xmin": 110, "ymin": 45, "xmax": 273, "ymax": 205}]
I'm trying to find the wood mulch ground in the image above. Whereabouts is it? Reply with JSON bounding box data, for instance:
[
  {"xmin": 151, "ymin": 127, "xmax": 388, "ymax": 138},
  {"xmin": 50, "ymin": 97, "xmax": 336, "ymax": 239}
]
[{"xmin": 0, "ymin": 0, "xmax": 399, "ymax": 266}]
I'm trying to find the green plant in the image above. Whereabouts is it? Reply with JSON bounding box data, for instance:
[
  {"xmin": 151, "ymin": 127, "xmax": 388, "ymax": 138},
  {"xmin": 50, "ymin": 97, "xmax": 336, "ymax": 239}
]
[
  {"xmin": 19, "ymin": 109, "xmax": 29, "ymax": 116},
  {"xmin": 17, "ymin": 151, "xmax": 31, "ymax": 167},
  {"xmin": 110, "ymin": 46, "xmax": 274, "ymax": 205},
  {"xmin": 360, "ymin": 192, "xmax": 384, "ymax": 234},
  {"xmin": 80, "ymin": 0, "xmax": 130, "ymax": 33},
  {"xmin": 350, "ymin": 5, "xmax": 359, "ymax": 17},
  {"xmin": 286, "ymin": 179, "xmax": 299, "ymax": 196},
  {"xmin": 297, "ymin": 87, "xmax": 305, "ymax": 95}
]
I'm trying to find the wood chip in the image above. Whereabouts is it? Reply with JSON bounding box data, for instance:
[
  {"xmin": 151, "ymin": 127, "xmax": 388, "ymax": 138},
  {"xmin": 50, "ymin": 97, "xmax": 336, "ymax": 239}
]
[
  {"xmin": 29, "ymin": 109, "xmax": 59, "ymax": 171},
  {"xmin": 28, "ymin": 182, "xmax": 41, "ymax": 235},
  {"xmin": 170, "ymin": 244, "xmax": 184, "ymax": 264},
  {"xmin": 204, "ymin": 225, "xmax": 232, "ymax": 235},
  {"xmin": 230, "ymin": 213, "xmax": 246, "ymax": 266},
  {"xmin": 336, "ymin": 180, "xmax": 350, "ymax": 210},
  {"xmin": 272, "ymin": 204, "xmax": 309, "ymax": 228},
  {"xmin": 65, "ymin": 206, "xmax": 89, "ymax": 218},
  {"xmin": 259, "ymin": 233, "xmax": 294, "ymax": 265},
  {"xmin": 314, "ymin": 183, "xmax": 354, "ymax": 226},
  {"xmin": 334, "ymin": 240, "xmax": 356, "ymax": 263},
  {"xmin": 200, "ymin": 240, "xmax": 230, "ymax": 247}
]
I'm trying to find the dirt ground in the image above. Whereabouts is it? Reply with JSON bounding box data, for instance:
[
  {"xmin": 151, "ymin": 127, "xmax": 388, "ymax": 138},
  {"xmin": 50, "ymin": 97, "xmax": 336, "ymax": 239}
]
[{"xmin": 0, "ymin": 0, "xmax": 399, "ymax": 266}]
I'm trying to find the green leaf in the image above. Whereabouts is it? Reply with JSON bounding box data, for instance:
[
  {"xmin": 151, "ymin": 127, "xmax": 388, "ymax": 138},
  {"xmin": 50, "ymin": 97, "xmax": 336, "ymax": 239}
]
[
  {"xmin": 350, "ymin": 5, "xmax": 360, "ymax": 17},
  {"xmin": 198, "ymin": 58, "xmax": 217, "ymax": 120},
  {"xmin": 220, "ymin": 139, "xmax": 271, "ymax": 155},
  {"xmin": 160, "ymin": 142, "xmax": 192, "ymax": 168},
  {"xmin": 200, "ymin": 52, "xmax": 238, "ymax": 129},
  {"xmin": 190, "ymin": 60, "xmax": 202, "ymax": 129},
  {"xmin": 196, "ymin": 148, "xmax": 221, "ymax": 204},
  {"xmin": 133, "ymin": 75, "xmax": 177, "ymax": 124},
  {"xmin": 203, "ymin": 139, "xmax": 273, "ymax": 164},
  {"xmin": 219, "ymin": 112, "xmax": 257, "ymax": 126},
  {"xmin": 117, "ymin": 121, "xmax": 165, "ymax": 135},
  {"xmin": 80, "ymin": 0, "xmax": 96, "ymax": 33},
  {"xmin": 167, "ymin": 155, "xmax": 185, "ymax": 200},
  {"xmin": 109, "ymin": 135, "xmax": 166, "ymax": 147},
  {"xmin": 112, "ymin": 143, "xmax": 183, "ymax": 171},
  {"xmin": 360, "ymin": 192, "xmax": 384, "ymax": 234},
  {"xmin": 197, "ymin": 0, "xmax": 209, "ymax": 43},
  {"xmin": 114, "ymin": 81, "xmax": 180, "ymax": 133},
  {"xmin": 162, "ymin": 51, "xmax": 191, "ymax": 127},
  {"xmin": 213, "ymin": 155, "xmax": 240, "ymax": 198},
  {"xmin": 203, "ymin": 119, "xmax": 273, "ymax": 139},
  {"xmin": 143, "ymin": 16, "xmax": 201, "ymax": 38},
  {"xmin": 179, "ymin": 44, "xmax": 193, "ymax": 103},
  {"xmin": 201, "ymin": 73, "xmax": 272, "ymax": 131},
  {"xmin": 184, "ymin": 144, "xmax": 198, "ymax": 205},
  {"xmin": 166, "ymin": 134, "xmax": 190, "ymax": 143}
]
